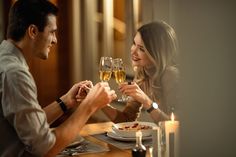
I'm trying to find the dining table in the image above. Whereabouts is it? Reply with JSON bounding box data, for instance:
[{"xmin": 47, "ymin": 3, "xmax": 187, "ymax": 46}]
[{"xmin": 59, "ymin": 121, "xmax": 153, "ymax": 157}]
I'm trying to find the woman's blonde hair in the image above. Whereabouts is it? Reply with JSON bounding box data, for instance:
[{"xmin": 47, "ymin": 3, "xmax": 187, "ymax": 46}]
[{"xmin": 134, "ymin": 21, "xmax": 178, "ymax": 104}]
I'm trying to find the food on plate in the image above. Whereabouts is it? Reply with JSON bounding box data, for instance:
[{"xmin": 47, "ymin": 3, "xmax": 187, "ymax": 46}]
[
  {"xmin": 111, "ymin": 122, "xmax": 157, "ymax": 137},
  {"xmin": 117, "ymin": 122, "xmax": 152, "ymax": 131}
]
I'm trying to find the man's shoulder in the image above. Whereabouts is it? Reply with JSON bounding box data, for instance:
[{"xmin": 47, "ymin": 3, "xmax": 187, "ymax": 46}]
[
  {"xmin": 0, "ymin": 50, "xmax": 25, "ymax": 72},
  {"xmin": 0, "ymin": 40, "xmax": 26, "ymax": 72},
  {"xmin": 0, "ymin": 56, "xmax": 23, "ymax": 72}
]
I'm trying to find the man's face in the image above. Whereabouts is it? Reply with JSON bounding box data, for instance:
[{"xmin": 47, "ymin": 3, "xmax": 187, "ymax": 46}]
[{"xmin": 33, "ymin": 14, "xmax": 57, "ymax": 59}]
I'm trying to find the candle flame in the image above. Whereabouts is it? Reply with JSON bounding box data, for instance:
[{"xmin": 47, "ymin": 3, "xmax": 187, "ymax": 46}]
[{"xmin": 171, "ymin": 112, "xmax": 175, "ymax": 121}]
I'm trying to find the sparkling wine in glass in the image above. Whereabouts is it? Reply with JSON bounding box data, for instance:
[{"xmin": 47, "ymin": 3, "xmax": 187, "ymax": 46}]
[
  {"xmin": 113, "ymin": 58, "xmax": 128, "ymax": 102},
  {"xmin": 99, "ymin": 57, "xmax": 113, "ymax": 82}
]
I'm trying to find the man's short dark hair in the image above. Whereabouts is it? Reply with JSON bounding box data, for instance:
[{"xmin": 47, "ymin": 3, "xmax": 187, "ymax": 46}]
[{"xmin": 7, "ymin": 0, "xmax": 58, "ymax": 41}]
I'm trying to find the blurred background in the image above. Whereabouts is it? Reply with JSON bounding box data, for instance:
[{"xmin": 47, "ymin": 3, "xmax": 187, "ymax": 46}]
[
  {"xmin": 1, "ymin": 0, "xmax": 167, "ymax": 106},
  {"xmin": 1, "ymin": 0, "xmax": 236, "ymax": 156}
]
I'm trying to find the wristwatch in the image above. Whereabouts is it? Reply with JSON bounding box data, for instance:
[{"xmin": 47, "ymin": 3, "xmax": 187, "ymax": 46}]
[
  {"xmin": 146, "ymin": 102, "xmax": 159, "ymax": 113},
  {"xmin": 56, "ymin": 98, "xmax": 68, "ymax": 113}
]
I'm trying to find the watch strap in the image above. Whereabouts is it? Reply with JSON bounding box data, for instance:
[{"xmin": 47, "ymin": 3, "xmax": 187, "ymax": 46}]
[
  {"xmin": 147, "ymin": 105, "xmax": 155, "ymax": 113},
  {"xmin": 147, "ymin": 102, "xmax": 158, "ymax": 113},
  {"xmin": 56, "ymin": 98, "xmax": 68, "ymax": 113}
]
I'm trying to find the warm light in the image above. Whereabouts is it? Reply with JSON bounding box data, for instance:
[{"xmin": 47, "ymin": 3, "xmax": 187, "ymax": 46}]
[
  {"xmin": 133, "ymin": 0, "xmax": 140, "ymax": 29},
  {"xmin": 103, "ymin": 0, "xmax": 114, "ymax": 56},
  {"xmin": 171, "ymin": 112, "xmax": 175, "ymax": 121}
]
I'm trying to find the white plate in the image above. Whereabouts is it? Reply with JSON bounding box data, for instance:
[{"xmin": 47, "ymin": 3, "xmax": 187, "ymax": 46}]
[
  {"xmin": 107, "ymin": 131, "xmax": 152, "ymax": 142},
  {"xmin": 112, "ymin": 121, "xmax": 157, "ymax": 138}
]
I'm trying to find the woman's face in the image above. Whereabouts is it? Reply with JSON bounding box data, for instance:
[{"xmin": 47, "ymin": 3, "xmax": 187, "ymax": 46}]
[{"xmin": 130, "ymin": 32, "xmax": 153, "ymax": 68}]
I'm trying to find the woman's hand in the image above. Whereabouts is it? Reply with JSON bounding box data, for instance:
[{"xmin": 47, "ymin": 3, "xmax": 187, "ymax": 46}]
[{"xmin": 119, "ymin": 82, "xmax": 152, "ymax": 108}]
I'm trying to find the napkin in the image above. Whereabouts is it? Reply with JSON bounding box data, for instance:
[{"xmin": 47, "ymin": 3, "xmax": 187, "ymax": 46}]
[{"xmin": 57, "ymin": 137, "xmax": 109, "ymax": 156}]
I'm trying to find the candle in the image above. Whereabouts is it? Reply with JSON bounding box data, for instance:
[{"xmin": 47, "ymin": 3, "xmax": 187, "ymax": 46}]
[
  {"xmin": 158, "ymin": 113, "xmax": 179, "ymax": 157},
  {"xmin": 152, "ymin": 126, "xmax": 159, "ymax": 157}
]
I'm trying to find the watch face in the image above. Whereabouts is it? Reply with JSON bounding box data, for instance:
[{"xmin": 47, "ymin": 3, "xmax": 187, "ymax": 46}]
[{"xmin": 153, "ymin": 102, "xmax": 158, "ymax": 109}]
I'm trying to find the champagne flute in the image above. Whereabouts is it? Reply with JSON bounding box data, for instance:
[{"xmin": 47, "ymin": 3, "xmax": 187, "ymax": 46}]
[
  {"xmin": 99, "ymin": 57, "xmax": 113, "ymax": 82},
  {"xmin": 112, "ymin": 58, "xmax": 128, "ymax": 102}
]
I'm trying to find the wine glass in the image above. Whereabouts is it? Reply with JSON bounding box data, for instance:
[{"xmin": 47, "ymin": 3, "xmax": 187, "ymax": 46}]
[
  {"xmin": 112, "ymin": 58, "xmax": 128, "ymax": 102},
  {"xmin": 99, "ymin": 57, "xmax": 113, "ymax": 82}
]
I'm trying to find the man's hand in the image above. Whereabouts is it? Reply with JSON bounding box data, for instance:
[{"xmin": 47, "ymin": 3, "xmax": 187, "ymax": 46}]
[
  {"xmin": 81, "ymin": 82, "xmax": 117, "ymax": 112},
  {"xmin": 76, "ymin": 81, "xmax": 93, "ymax": 102},
  {"xmin": 62, "ymin": 80, "xmax": 93, "ymax": 109}
]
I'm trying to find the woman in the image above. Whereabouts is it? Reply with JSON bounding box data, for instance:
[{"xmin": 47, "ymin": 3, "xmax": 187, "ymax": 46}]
[{"xmin": 102, "ymin": 21, "xmax": 179, "ymax": 124}]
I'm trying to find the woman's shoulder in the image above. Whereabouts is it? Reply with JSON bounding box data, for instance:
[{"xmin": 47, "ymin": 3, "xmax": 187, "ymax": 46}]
[
  {"xmin": 164, "ymin": 66, "xmax": 179, "ymax": 77},
  {"xmin": 161, "ymin": 66, "xmax": 180, "ymax": 83}
]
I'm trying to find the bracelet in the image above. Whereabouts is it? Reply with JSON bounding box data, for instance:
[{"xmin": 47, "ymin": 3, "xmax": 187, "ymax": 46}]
[{"xmin": 56, "ymin": 98, "xmax": 68, "ymax": 113}]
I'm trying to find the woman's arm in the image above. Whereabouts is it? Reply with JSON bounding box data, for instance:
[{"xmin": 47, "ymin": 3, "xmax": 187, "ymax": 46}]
[
  {"xmin": 161, "ymin": 66, "xmax": 180, "ymax": 119},
  {"xmin": 119, "ymin": 82, "xmax": 170, "ymax": 123},
  {"xmin": 101, "ymin": 104, "xmax": 118, "ymax": 122},
  {"xmin": 102, "ymin": 100, "xmax": 142, "ymax": 123}
]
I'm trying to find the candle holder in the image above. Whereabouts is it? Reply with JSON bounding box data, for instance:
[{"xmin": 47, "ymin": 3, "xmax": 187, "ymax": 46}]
[
  {"xmin": 158, "ymin": 122, "xmax": 167, "ymax": 157},
  {"xmin": 151, "ymin": 126, "xmax": 160, "ymax": 157},
  {"xmin": 158, "ymin": 113, "xmax": 179, "ymax": 157}
]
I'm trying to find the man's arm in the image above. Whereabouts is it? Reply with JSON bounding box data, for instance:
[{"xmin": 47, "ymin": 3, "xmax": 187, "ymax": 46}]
[
  {"xmin": 44, "ymin": 82, "xmax": 117, "ymax": 157},
  {"xmin": 45, "ymin": 101, "xmax": 95, "ymax": 157},
  {"xmin": 43, "ymin": 100, "xmax": 64, "ymax": 124},
  {"xmin": 43, "ymin": 80, "xmax": 93, "ymax": 124}
]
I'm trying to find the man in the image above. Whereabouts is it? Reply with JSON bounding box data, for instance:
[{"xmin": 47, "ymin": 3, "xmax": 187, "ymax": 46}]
[{"xmin": 0, "ymin": 0, "xmax": 116, "ymax": 156}]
